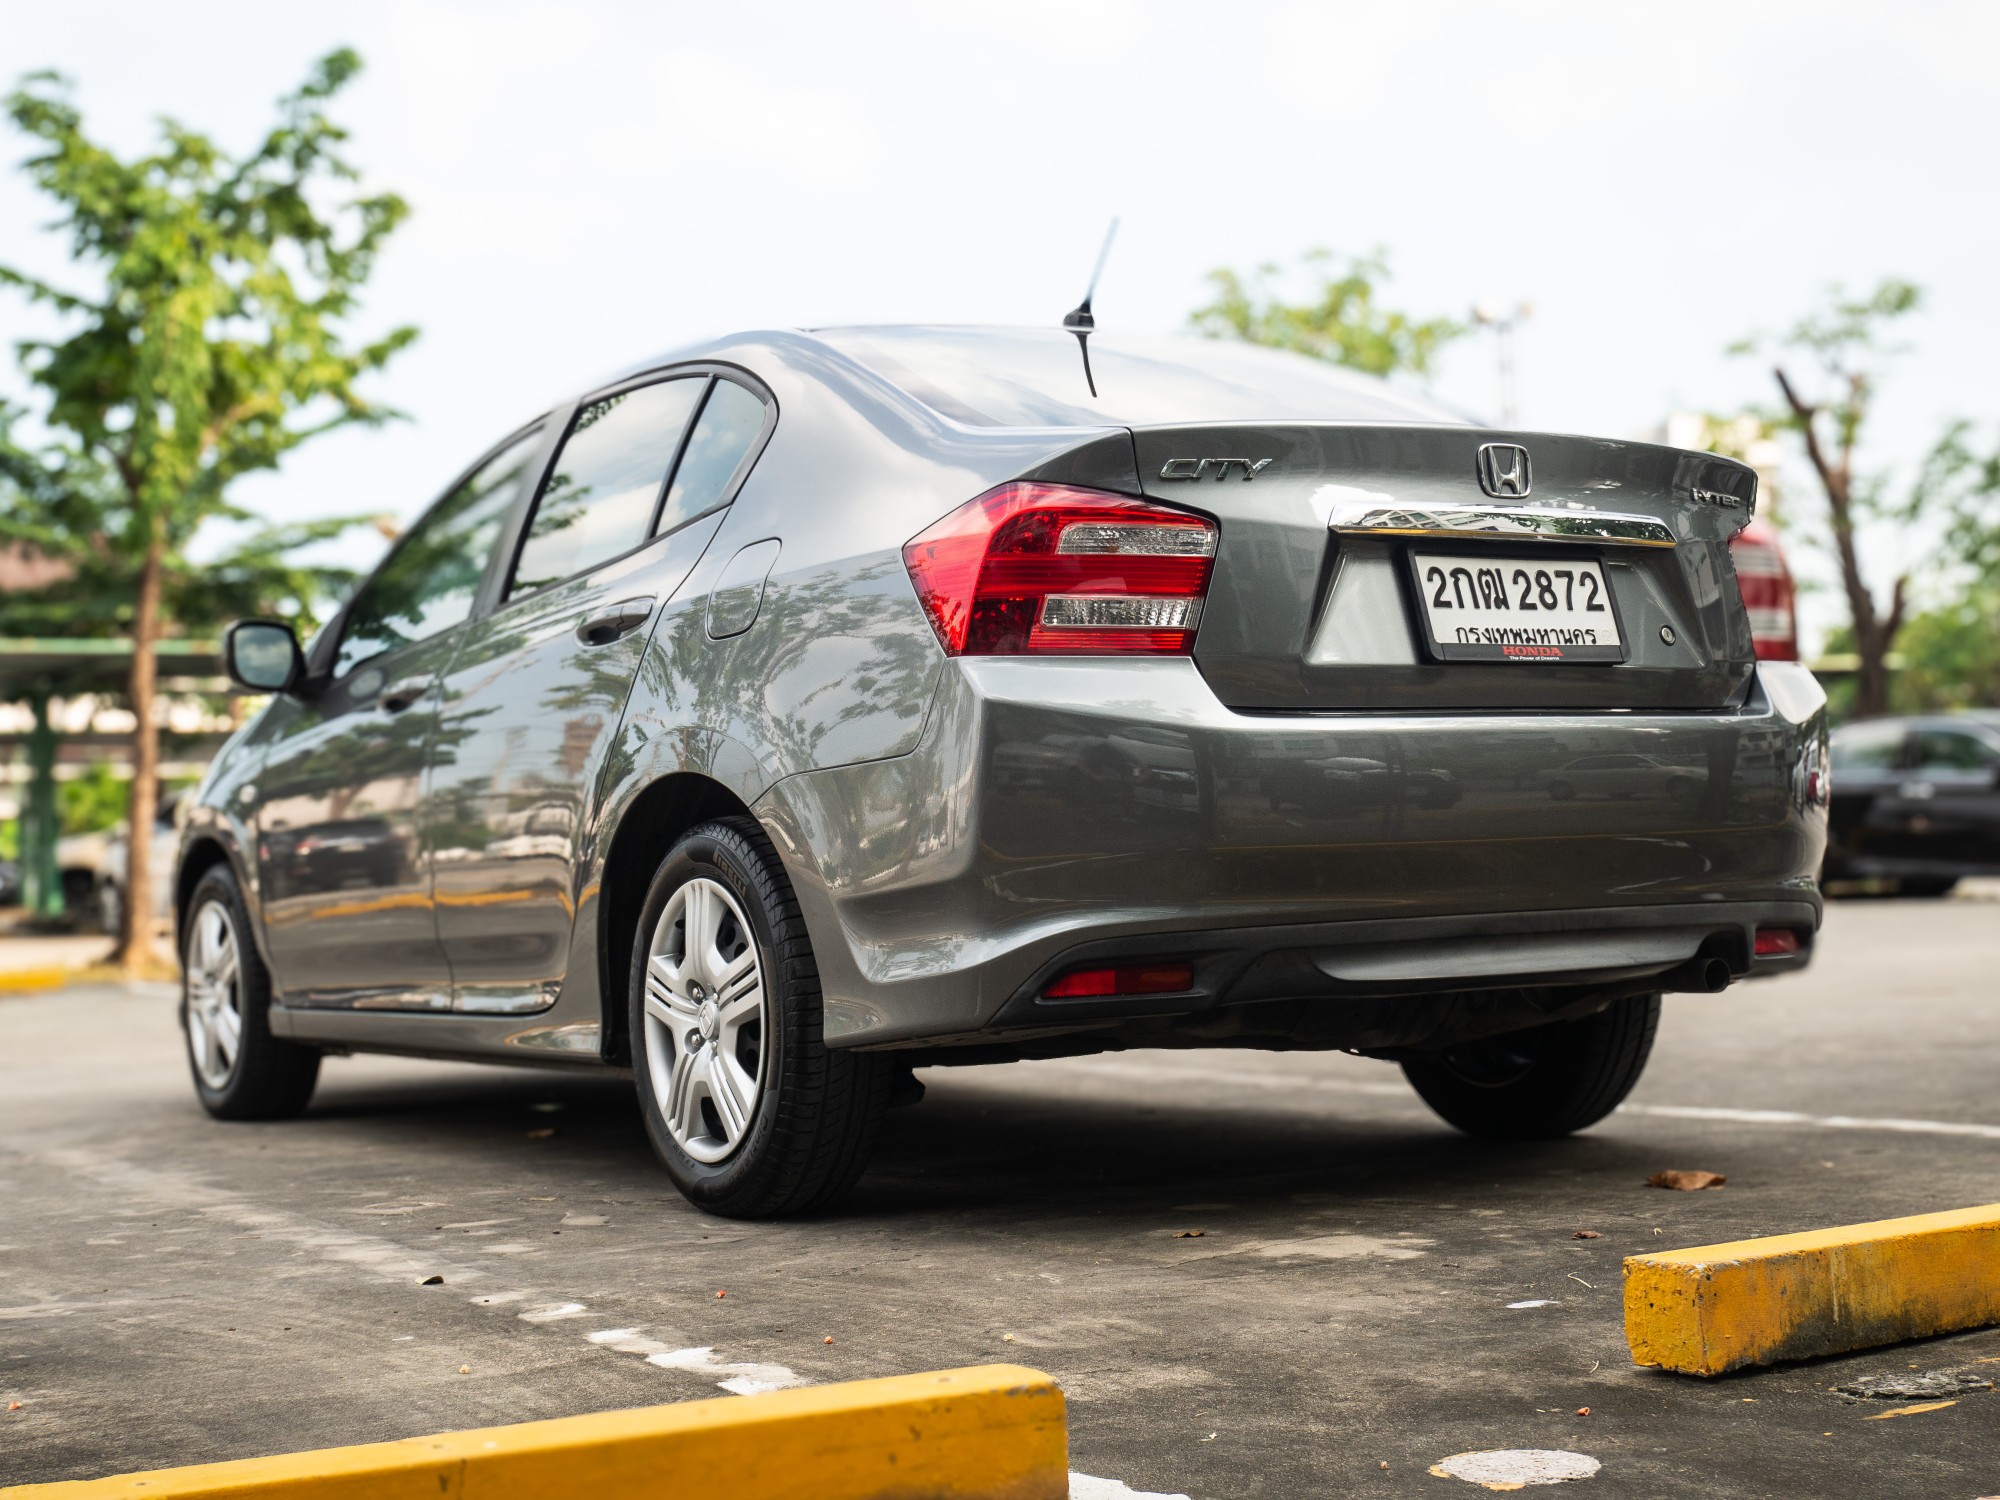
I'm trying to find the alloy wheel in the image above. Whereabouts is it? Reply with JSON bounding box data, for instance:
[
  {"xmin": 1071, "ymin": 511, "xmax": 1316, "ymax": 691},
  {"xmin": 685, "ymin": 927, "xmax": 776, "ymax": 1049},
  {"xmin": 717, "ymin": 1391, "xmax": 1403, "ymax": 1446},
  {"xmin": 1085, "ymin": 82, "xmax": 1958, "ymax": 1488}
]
[
  {"xmin": 185, "ymin": 901, "xmax": 244, "ymax": 1090},
  {"xmin": 643, "ymin": 876, "xmax": 767, "ymax": 1163}
]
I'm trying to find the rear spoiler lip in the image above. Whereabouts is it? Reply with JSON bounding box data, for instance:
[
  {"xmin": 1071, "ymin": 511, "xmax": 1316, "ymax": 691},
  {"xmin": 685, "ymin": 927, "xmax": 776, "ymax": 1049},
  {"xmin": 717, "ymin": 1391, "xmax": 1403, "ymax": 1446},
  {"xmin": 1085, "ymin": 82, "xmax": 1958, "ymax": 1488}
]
[
  {"xmin": 1124, "ymin": 418, "xmax": 1758, "ymax": 475},
  {"xmin": 1122, "ymin": 422, "xmax": 1758, "ymax": 538}
]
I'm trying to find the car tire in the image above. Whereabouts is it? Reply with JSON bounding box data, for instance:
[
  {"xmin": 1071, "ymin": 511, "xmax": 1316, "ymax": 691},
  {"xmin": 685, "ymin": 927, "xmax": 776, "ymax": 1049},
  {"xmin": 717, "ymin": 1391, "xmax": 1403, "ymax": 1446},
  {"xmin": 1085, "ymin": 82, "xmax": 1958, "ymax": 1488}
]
[
  {"xmin": 629, "ymin": 816, "xmax": 892, "ymax": 1219},
  {"xmin": 181, "ymin": 865, "xmax": 321, "ymax": 1120},
  {"xmin": 95, "ymin": 879, "xmax": 123, "ymax": 938},
  {"xmin": 1898, "ymin": 876, "xmax": 1959, "ymax": 898},
  {"xmin": 1401, "ymin": 994, "xmax": 1661, "ymax": 1140}
]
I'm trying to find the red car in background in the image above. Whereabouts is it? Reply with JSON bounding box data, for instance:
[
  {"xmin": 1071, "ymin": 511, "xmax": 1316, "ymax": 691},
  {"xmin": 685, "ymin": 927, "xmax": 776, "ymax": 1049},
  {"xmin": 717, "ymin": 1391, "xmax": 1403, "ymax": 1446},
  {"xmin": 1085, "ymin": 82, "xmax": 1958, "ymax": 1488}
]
[{"xmin": 1728, "ymin": 516, "xmax": 1799, "ymax": 662}]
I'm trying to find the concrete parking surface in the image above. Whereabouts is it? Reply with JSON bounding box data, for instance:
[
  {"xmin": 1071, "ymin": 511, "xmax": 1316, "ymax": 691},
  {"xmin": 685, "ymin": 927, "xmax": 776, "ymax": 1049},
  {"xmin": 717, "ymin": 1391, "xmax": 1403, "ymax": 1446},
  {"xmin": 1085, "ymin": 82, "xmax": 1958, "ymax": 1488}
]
[{"xmin": 3, "ymin": 896, "xmax": 1997, "ymax": 1497}]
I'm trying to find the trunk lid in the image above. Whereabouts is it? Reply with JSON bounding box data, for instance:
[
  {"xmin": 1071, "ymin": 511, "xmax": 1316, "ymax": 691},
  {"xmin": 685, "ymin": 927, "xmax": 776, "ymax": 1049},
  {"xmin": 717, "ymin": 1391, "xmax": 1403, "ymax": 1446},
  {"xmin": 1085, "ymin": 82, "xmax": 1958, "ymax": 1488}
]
[{"xmin": 1130, "ymin": 423, "xmax": 1758, "ymax": 711}]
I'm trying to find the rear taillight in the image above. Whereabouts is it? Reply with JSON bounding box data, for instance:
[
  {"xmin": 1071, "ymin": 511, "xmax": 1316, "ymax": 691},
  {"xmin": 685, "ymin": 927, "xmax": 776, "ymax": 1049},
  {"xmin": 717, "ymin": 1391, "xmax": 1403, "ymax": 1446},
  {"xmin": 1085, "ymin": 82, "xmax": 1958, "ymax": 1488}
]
[
  {"xmin": 902, "ymin": 482, "xmax": 1217, "ymax": 655},
  {"xmin": 1728, "ymin": 519, "xmax": 1798, "ymax": 662}
]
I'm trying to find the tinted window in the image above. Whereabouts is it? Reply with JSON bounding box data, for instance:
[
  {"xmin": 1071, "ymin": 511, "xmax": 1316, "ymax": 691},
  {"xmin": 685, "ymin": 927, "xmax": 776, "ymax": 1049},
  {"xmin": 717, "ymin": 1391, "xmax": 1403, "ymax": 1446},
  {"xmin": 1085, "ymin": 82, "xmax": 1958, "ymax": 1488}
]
[
  {"xmin": 336, "ymin": 427, "xmax": 543, "ymax": 675},
  {"xmin": 510, "ymin": 378, "xmax": 704, "ymax": 595},
  {"xmin": 659, "ymin": 379, "xmax": 768, "ymax": 533},
  {"xmin": 1911, "ymin": 729, "xmax": 1998, "ymax": 772},
  {"xmin": 1829, "ymin": 723, "xmax": 1905, "ymax": 773},
  {"xmin": 815, "ymin": 326, "xmax": 1464, "ymax": 428}
]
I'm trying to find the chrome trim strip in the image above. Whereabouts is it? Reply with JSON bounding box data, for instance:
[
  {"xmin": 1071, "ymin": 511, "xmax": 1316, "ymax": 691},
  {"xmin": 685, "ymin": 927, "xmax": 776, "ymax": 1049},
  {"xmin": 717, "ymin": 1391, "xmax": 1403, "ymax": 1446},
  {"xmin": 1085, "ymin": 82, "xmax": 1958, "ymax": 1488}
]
[
  {"xmin": 1328, "ymin": 500, "xmax": 1677, "ymax": 548},
  {"xmin": 504, "ymin": 1021, "xmax": 603, "ymax": 1054}
]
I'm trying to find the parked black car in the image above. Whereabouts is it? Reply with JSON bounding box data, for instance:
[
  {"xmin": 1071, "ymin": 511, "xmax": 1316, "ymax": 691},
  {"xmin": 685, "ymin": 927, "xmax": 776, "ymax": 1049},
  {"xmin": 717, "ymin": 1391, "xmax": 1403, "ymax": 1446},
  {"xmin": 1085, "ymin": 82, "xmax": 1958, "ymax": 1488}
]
[{"xmin": 1824, "ymin": 713, "xmax": 2000, "ymax": 895}]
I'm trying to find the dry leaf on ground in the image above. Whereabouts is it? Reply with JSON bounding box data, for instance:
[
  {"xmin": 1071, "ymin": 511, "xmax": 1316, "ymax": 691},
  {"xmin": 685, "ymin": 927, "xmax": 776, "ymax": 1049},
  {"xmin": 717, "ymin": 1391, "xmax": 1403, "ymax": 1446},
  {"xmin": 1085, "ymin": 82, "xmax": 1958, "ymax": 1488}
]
[
  {"xmin": 1571, "ymin": 1230, "xmax": 1602, "ymax": 1239},
  {"xmin": 1863, "ymin": 1400, "xmax": 1958, "ymax": 1420},
  {"xmin": 1648, "ymin": 1169, "xmax": 1726, "ymax": 1190}
]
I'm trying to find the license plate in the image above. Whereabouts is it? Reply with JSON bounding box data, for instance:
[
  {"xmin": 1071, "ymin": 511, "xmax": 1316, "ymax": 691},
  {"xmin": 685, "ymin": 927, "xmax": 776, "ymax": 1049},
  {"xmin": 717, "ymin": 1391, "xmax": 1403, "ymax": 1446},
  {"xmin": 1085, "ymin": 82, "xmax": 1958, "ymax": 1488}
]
[{"xmin": 1406, "ymin": 550, "xmax": 1626, "ymax": 663}]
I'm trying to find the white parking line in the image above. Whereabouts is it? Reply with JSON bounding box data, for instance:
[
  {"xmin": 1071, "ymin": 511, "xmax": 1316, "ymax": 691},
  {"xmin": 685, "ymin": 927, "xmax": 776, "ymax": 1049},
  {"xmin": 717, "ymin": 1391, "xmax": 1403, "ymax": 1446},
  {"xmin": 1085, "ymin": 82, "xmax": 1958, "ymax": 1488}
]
[
  {"xmin": 1618, "ymin": 1102, "xmax": 2000, "ymax": 1141},
  {"xmin": 1038, "ymin": 1058, "xmax": 2000, "ymax": 1141},
  {"xmin": 14, "ymin": 1144, "xmax": 802, "ymax": 1396}
]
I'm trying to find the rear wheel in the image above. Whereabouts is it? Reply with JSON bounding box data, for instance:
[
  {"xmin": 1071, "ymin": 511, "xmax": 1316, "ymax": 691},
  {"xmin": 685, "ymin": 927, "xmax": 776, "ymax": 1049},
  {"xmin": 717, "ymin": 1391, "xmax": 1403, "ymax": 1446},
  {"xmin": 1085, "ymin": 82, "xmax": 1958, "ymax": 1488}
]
[
  {"xmin": 1898, "ymin": 876, "xmax": 1959, "ymax": 898},
  {"xmin": 629, "ymin": 817, "xmax": 891, "ymax": 1218},
  {"xmin": 181, "ymin": 866, "xmax": 320, "ymax": 1119},
  {"xmin": 1402, "ymin": 994, "xmax": 1660, "ymax": 1140}
]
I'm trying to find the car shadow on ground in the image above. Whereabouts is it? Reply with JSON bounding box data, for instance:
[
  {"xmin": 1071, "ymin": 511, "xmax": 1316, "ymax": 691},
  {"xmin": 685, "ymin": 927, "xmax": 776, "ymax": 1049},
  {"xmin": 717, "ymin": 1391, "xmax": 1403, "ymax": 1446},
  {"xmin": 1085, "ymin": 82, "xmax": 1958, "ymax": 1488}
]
[{"xmin": 294, "ymin": 1058, "xmax": 1673, "ymax": 1225}]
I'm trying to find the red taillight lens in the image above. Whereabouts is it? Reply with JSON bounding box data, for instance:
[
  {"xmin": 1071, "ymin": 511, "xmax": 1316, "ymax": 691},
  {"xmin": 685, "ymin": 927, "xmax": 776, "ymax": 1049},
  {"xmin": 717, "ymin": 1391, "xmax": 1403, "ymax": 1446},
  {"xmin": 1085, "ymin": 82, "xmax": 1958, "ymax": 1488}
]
[
  {"xmin": 1729, "ymin": 520, "xmax": 1798, "ymax": 662},
  {"xmin": 1753, "ymin": 928, "xmax": 1802, "ymax": 957},
  {"xmin": 902, "ymin": 482, "xmax": 1217, "ymax": 655},
  {"xmin": 1043, "ymin": 961, "xmax": 1195, "ymax": 999}
]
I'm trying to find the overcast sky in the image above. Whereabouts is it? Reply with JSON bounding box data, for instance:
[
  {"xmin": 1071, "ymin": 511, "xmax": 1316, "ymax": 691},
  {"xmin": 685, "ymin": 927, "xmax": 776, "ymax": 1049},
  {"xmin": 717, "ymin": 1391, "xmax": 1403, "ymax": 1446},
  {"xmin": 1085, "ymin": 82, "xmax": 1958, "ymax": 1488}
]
[{"xmin": 4, "ymin": 1, "xmax": 1997, "ymax": 648}]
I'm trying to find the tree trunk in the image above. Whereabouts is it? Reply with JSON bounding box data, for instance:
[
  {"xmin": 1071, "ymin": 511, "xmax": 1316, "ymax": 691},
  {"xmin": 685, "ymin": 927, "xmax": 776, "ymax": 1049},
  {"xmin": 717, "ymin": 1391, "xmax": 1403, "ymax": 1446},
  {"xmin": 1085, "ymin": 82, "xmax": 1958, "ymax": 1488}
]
[
  {"xmin": 117, "ymin": 532, "xmax": 164, "ymax": 974},
  {"xmin": 1773, "ymin": 366, "xmax": 1902, "ymax": 718}
]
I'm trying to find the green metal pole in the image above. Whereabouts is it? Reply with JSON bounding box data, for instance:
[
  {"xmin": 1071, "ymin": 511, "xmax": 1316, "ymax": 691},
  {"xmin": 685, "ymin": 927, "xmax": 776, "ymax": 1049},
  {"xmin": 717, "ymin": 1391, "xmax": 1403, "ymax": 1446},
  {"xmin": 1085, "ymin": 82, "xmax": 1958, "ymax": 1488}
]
[{"xmin": 21, "ymin": 684, "xmax": 62, "ymax": 920}]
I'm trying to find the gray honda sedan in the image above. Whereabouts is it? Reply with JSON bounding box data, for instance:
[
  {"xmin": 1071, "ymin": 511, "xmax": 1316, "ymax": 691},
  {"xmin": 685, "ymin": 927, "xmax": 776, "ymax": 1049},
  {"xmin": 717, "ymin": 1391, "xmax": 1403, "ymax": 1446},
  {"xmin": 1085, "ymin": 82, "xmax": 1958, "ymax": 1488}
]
[{"xmin": 183, "ymin": 327, "xmax": 1829, "ymax": 1217}]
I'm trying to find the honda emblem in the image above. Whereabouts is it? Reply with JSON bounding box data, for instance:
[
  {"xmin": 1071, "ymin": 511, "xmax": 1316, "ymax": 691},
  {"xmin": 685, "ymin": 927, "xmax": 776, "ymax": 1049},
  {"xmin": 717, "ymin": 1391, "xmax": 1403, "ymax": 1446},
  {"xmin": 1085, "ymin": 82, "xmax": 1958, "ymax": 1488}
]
[{"xmin": 1476, "ymin": 443, "xmax": 1532, "ymax": 498}]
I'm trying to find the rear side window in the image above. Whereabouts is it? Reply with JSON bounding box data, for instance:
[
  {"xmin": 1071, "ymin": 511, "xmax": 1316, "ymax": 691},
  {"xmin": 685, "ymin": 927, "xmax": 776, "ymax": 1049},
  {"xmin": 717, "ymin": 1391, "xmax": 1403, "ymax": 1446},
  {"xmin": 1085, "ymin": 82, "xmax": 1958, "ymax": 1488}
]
[
  {"xmin": 1829, "ymin": 723, "xmax": 1904, "ymax": 773},
  {"xmin": 336, "ymin": 426, "xmax": 544, "ymax": 675},
  {"xmin": 1910, "ymin": 729, "xmax": 1997, "ymax": 772},
  {"xmin": 659, "ymin": 379, "xmax": 769, "ymax": 534},
  {"xmin": 510, "ymin": 377, "xmax": 705, "ymax": 595}
]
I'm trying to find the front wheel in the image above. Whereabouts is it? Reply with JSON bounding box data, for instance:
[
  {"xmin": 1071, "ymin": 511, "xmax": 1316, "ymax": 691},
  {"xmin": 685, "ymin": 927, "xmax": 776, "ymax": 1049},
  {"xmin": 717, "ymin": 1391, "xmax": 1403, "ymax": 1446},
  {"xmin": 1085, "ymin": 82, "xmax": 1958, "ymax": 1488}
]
[
  {"xmin": 1402, "ymin": 994, "xmax": 1660, "ymax": 1140},
  {"xmin": 181, "ymin": 866, "xmax": 320, "ymax": 1119},
  {"xmin": 629, "ymin": 817, "xmax": 891, "ymax": 1218}
]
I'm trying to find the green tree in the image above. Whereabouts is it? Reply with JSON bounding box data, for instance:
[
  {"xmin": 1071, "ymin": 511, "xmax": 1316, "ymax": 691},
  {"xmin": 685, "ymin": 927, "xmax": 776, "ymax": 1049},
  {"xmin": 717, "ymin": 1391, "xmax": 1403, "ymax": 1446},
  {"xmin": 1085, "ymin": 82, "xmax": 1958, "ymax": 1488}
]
[
  {"xmin": 1732, "ymin": 281, "xmax": 2000, "ymax": 719},
  {"xmin": 1190, "ymin": 248, "xmax": 1465, "ymax": 378},
  {"xmin": 0, "ymin": 49, "xmax": 414, "ymax": 969},
  {"xmin": 0, "ymin": 425, "xmax": 370, "ymax": 641},
  {"xmin": 1888, "ymin": 586, "xmax": 2000, "ymax": 715}
]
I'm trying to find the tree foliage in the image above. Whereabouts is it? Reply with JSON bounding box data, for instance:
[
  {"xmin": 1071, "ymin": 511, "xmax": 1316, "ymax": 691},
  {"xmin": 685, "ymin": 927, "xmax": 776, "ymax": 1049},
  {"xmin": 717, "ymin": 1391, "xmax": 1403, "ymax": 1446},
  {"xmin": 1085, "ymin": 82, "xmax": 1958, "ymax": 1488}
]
[
  {"xmin": 1190, "ymin": 248, "xmax": 1465, "ymax": 379},
  {"xmin": 1888, "ymin": 587, "xmax": 2000, "ymax": 716},
  {"xmin": 1730, "ymin": 279, "xmax": 2000, "ymax": 719},
  {"xmin": 0, "ymin": 48, "xmax": 414, "ymax": 965},
  {"xmin": 0, "ymin": 402, "xmax": 369, "ymax": 639}
]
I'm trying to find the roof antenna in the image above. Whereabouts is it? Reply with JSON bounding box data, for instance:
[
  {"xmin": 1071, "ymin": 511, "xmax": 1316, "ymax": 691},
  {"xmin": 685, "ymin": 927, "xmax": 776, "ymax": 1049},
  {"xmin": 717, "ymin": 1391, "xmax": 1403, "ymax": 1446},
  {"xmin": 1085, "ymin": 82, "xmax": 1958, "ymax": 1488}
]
[{"xmin": 1062, "ymin": 217, "xmax": 1119, "ymax": 398}]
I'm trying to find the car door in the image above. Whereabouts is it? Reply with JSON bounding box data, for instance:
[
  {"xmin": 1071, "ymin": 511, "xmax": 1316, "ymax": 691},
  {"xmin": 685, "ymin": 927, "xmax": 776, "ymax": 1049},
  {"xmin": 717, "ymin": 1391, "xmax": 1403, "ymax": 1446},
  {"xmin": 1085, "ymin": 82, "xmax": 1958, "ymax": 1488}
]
[
  {"xmin": 1880, "ymin": 725, "xmax": 2000, "ymax": 868},
  {"xmin": 425, "ymin": 372, "xmax": 774, "ymax": 1013},
  {"xmin": 1825, "ymin": 720, "xmax": 1909, "ymax": 872},
  {"xmin": 254, "ymin": 426, "xmax": 548, "ymax": 1008}
]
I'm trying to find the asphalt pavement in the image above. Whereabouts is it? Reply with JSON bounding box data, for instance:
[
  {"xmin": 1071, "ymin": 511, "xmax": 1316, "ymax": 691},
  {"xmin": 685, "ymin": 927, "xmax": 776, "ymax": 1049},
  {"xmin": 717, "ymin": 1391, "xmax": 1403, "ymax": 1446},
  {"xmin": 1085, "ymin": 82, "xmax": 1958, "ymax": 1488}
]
[{"xmin": 3, "ymin": 894, "xmax": 1998, "ymax": 1497}]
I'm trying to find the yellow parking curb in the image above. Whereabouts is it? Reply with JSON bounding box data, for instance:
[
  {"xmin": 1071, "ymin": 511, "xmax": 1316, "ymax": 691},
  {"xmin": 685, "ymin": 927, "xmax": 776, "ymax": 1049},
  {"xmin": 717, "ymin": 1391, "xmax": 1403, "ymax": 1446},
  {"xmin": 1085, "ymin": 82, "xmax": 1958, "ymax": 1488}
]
[
  {"xmin": 0, "ymin": 1364, "xmax": 1067, "ymax": 1499},
  {"xmin": 0, "ymin": 967, "xmax": 68, "ymax": 994},
  {"xmin": 1624, "ymin": 1204, "xmax": 2000, "ymax": 1376}
]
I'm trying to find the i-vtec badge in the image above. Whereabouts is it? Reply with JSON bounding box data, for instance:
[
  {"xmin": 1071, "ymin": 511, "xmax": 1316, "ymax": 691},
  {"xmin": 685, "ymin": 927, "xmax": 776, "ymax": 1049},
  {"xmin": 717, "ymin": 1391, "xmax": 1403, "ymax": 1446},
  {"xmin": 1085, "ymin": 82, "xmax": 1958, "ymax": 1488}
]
[
  {"xmin": 1690, "ymin": 487, "xmax": 1748, "ymax": 510},
  {"xmin": 1160, "ymin": 457, "xmax": 1272, "ymax": 482},
  {"xmin": 1476, "ymin": 443, "xmax": 1532, "ymax": 498}
]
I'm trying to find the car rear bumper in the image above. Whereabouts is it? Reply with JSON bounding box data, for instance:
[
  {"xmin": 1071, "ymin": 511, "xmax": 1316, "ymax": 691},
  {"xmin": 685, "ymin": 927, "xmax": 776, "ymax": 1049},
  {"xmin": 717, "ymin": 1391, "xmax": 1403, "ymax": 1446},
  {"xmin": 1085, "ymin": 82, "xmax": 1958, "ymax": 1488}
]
[{"xmin": 757, "ymin": 658, "xmax": 1829, "ymax": 1048}]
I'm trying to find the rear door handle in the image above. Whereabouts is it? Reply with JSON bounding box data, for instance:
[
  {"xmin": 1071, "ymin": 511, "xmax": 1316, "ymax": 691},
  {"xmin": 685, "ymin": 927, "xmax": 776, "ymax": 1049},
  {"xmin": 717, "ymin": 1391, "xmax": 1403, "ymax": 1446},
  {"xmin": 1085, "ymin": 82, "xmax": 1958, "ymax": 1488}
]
[
  {"xmin": 380, "ymin": 677, "xmax": 433, "ymax": 714},
  {"xmin": 576, "ymin": 595, "xmax": 657, "ymax": 646}
]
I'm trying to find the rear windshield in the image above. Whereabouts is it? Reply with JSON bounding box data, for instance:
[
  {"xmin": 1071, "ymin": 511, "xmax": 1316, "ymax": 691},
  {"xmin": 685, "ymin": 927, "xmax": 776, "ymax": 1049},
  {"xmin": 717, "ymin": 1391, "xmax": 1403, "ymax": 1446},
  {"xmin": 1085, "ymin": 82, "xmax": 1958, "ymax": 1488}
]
[{"xmin": 814, "ymin": 326, "xmax": 1464, "ymax": 429}]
